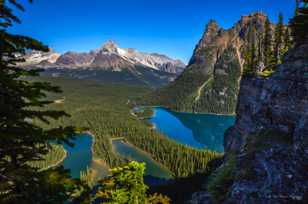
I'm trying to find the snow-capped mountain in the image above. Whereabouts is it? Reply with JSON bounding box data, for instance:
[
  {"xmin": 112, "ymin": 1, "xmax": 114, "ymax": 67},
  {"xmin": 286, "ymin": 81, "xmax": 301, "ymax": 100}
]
[
  {"xmin": 20, "ymin": 49, "xmax": 60, "ymax": 67},
  {"xmin": 97, "ymin": 40, "xmax": 185, "ymax": 74},
  {"xmin": 20, "ymin": 40, "xmax": 186, "ymax": 87},
  {"xmin": 22, "ymin": 40, "xmax": 185, "ymax": 75}
]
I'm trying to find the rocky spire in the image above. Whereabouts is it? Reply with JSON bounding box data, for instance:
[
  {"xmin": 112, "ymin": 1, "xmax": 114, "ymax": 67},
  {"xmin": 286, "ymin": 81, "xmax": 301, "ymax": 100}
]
[
  {"xmin": 188, "ymin": 20, "xmax": 221, "ymax": 66},
  {"xmin": 201, "ymin": 20, "xmax": 220, "ymax": 45},
  {"xmin": 101, "ymin": 40, "xmax": 118, "ymax": 53}
]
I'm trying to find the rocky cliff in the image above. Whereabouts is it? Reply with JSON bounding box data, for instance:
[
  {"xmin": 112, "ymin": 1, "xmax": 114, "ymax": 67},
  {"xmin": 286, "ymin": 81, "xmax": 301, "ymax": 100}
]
[
  {"xmin": 190, "ymin": 41, "xmax": 308, "ymax": 203},
  {"xmin": 223, "ymin": 41, "xmax": 308, "ymax": 204},
  {"xmin": 152, "ymin": 13, "xmax": 277, "ymax": 114}
]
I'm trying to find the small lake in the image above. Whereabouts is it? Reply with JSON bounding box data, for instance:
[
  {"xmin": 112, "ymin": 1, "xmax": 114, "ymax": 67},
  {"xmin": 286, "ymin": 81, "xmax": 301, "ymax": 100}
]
[
  {"xmin": 62, "ymin": 134, "xmax": 171, "ymax": 181},
  {"xmin": 112, "ymin": 140, "xmax": 172, "ymax": 179},
  {"xmin": 62, "ymin": 134, "xmax": 108, "ymax": 179},
  {"xmin": 149, "ymin": 107, "xmax": 235, "ymax": 152},
  {"xmin": 62, "ymin": 134, "xmax": 93, "ymax": 178}
]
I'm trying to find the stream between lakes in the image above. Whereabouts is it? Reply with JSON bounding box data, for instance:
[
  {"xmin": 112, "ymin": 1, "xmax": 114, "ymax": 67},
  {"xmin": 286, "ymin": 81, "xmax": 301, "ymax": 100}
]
[{"xmin": 61, "ymin": 107, "xmax": 235, "ymax": 181}]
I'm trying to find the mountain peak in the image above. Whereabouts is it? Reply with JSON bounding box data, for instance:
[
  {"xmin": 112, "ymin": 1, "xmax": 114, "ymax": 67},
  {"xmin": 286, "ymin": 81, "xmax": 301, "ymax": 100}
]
[
  {"xmin": 101, "ymin": 40, "xmax": 118, "ymax": 52},
  {"xmin": 205, "ymin": 19, "xmax": 219, "ymax": 33},
  {"xmin": 240, "ymin": 11, "xmax": 268, "ymax": 25}
]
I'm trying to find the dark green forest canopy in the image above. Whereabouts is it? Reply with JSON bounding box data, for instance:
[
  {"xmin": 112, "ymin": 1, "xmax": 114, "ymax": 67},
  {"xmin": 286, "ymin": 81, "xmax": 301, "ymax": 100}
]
[{"xmin": 290, "ymin": 0, "xmax": 308, "ymax": 45}]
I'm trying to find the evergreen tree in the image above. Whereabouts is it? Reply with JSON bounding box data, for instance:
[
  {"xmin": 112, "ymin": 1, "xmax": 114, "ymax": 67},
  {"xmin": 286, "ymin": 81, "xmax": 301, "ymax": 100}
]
[
  {"xmin": 295, "ymin": 0, "xmax": 300, "ymax": 16},
  {"xmin": 243, "ymin": 39, "xmax": 252, "ymax": 76},
  {"xmin": 0, "ymin": 1, "xmax": 83, "ymax": 203},
  {"xmin": 290, "ymin": 0, "xmax": 308, "ymax": 46},
  {"xmin": 282, "ymin": 27, "xmax": 293, "ymax": 55},
  {"xmin": 243, "ymin": 25, "xmax": 257, "ymax": 76},
  {"xmin": 257, "ymin": 32, "xmax": 263, "ymax": 71},
  {"xmin": 250, "ymin": 27, "xmax": 257, "ymax": 73},
  {"xmin": 95, "ymin": 162, "xmax": 170, "ymax": 204},
  {"xmin": 273, "ymin": 13, "xmax": 284, "ymax": 66},
  {"xmin": 263, "ymin": 18, "xmax": 274, "ymax": 70}
]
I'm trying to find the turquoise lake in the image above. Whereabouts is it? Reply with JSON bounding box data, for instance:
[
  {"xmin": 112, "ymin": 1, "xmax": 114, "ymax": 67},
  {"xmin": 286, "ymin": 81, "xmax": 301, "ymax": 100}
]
[
  {"xmin": 149, "ymin": 107, "xmax": 235, "ymax": 152},
  {"xmin": 62, "ymin": 134, "xmax": 93, "ymax": 178}
]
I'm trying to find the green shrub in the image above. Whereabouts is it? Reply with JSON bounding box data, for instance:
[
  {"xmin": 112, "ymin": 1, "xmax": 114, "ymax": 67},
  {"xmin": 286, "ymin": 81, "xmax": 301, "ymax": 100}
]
[{"xmin": 95, "ymin": 161, "xmax": 170, "ymax": 204}]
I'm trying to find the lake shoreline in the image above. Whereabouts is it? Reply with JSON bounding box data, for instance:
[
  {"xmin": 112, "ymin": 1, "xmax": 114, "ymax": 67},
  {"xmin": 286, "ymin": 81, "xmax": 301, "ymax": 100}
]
[
  {"xmin": 112, "ymin": 139, "xmax": 173, "ymax": 179},
  {"xmin": 112, "ymin": 139, "xmax": 173, "ymax": 177},
  {"xmin": 157, "ymin": 106, "xmax": 236, "ymax": 117},
  {"xmin": 85, "ymin": 131, "xmax": 111, "ymax": 177},
  {"xmin": 135, "ymin": 105, "xmax": 236, "ymax": 117}
]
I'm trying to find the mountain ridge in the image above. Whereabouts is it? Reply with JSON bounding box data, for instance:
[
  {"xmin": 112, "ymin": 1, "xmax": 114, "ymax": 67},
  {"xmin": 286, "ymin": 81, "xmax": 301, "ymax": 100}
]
[
  {"xmin": 22, "ymin": 40, "xmax": 185, "ymax": 75},
  {"xmin": 147, "ymin": 12, "xmax": 286, "ymax": 114},
  {"xmin": 21, "ymin": 40, "xmax": 186, "ymax": 88}
]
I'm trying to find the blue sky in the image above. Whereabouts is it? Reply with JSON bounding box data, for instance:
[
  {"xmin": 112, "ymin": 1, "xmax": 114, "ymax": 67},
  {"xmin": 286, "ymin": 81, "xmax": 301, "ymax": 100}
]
[{"xmin": 10, "ymin": 0, "xmax": 295, "ymax": 63}]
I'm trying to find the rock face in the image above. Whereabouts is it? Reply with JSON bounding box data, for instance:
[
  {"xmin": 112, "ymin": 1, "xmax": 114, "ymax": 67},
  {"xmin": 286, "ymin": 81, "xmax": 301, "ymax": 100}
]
[
  {"xmin": 221, "ymin": 42, "xmax": 308, "ymax": 203},
  {"xmin": 55, "ymin": 51, "xmax": 95, "ymax": 67},
  {"xmin": 153, "ymin": 12, "xmax": 276, "ymax": 114},
  {"xmin": 189, "ymin": 42, "xmax": 308, "ymax": 204}
]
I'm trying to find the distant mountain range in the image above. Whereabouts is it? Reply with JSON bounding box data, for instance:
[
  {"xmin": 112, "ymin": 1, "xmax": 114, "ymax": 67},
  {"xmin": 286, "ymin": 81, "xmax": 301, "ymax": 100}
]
[{"xmin": 21, "ymin": 40, "xmax": 185, "ymax": 87}]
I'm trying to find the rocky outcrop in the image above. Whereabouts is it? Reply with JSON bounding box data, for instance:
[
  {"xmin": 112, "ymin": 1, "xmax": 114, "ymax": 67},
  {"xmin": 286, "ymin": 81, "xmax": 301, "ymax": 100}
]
[
  {"xmin": 189, "ymin": 41, "xmax": 308, "ymax": 204},
  {"xmin": 221, "ymin": 42, "xmax": 308, "ymax": 203},
  {"xmin": 153, "ymin": 12, "xmax": 277, "ymax": 114}
]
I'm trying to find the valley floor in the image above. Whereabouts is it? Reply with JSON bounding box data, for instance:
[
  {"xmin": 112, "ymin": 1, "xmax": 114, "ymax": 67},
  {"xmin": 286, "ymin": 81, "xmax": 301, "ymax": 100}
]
[{"xmin": 38, "ymin": 77, "xmax": 221, "ymax": 181}]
